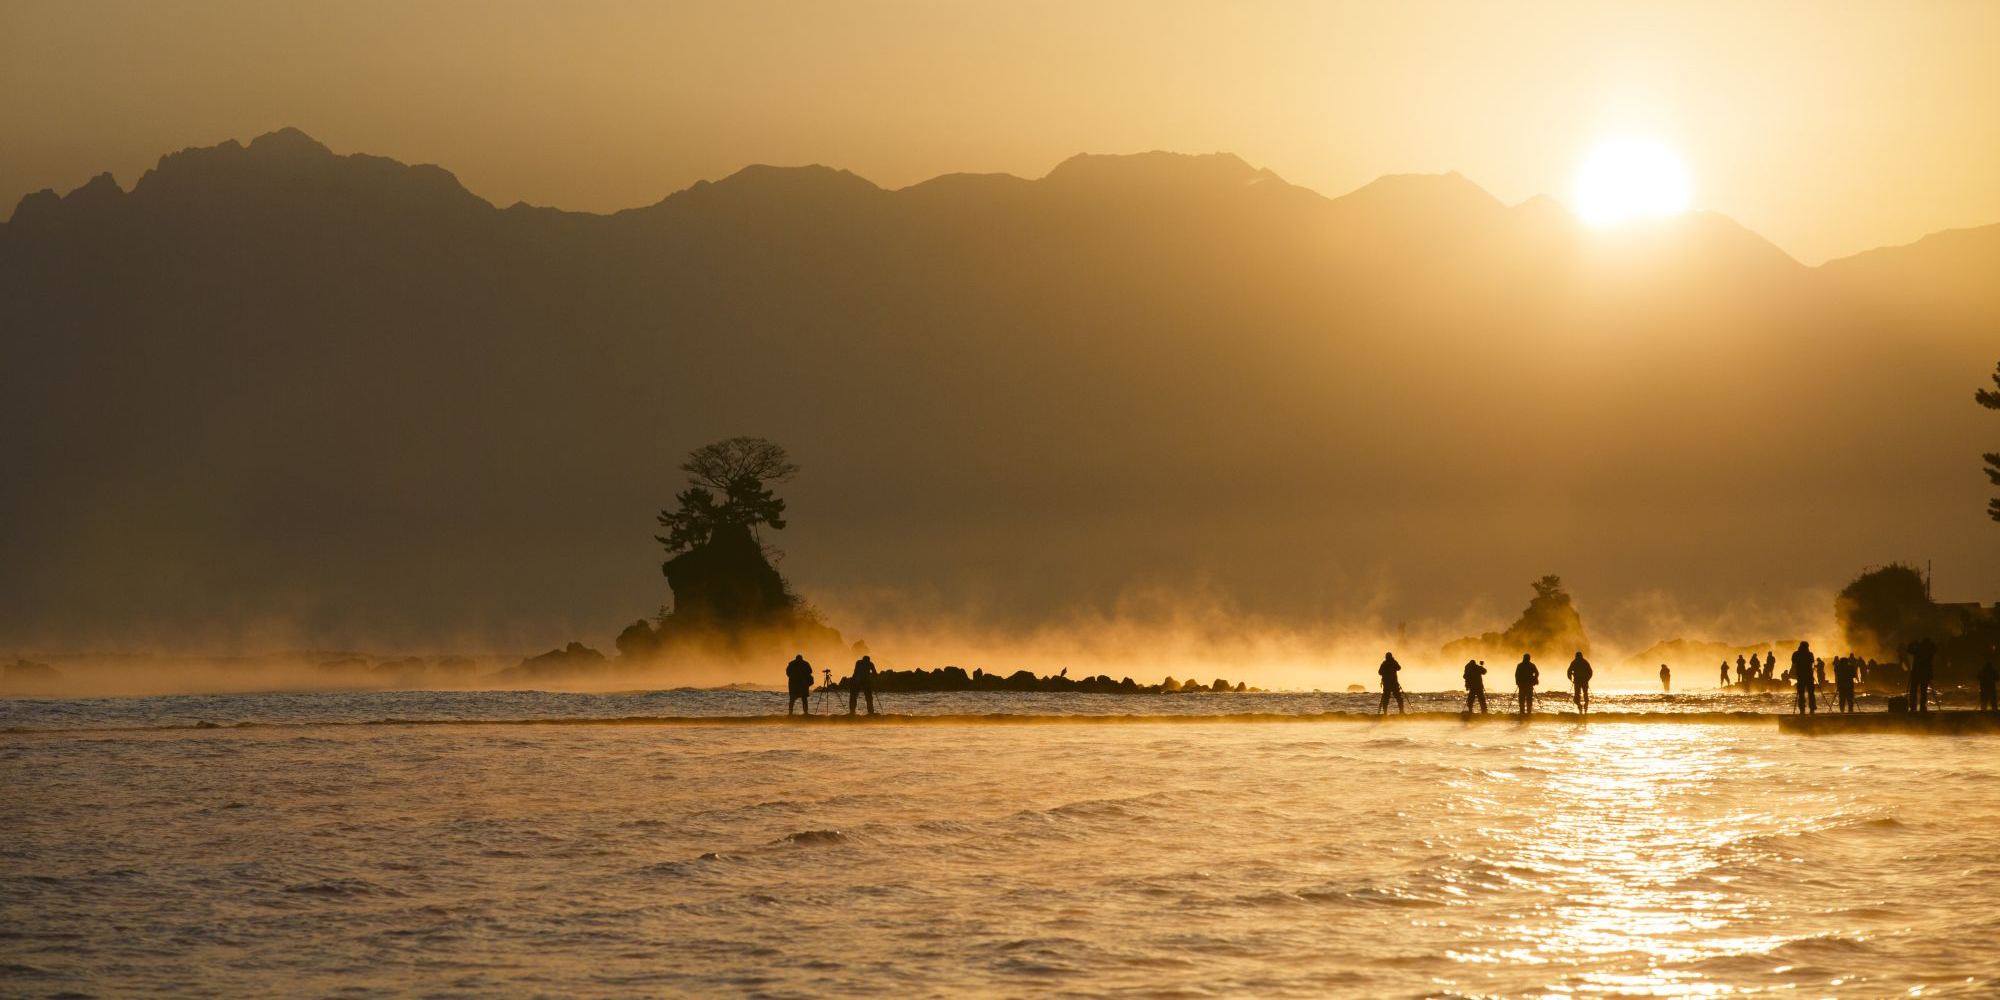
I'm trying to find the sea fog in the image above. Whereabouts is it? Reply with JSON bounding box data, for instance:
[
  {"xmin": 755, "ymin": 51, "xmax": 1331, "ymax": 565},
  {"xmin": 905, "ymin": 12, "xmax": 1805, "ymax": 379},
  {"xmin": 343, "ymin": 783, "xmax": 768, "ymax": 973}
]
[{"xmin": 2, "ymin": 581, "xmax": 1848, "ymax": 699}]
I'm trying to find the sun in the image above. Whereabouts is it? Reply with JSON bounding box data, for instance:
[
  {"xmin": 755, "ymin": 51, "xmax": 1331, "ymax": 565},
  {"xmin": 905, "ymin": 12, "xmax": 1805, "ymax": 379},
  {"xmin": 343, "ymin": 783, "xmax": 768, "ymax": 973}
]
[{"xmin": 1573, "ymin": 137, "xmax": 1692, "ymax": 227}]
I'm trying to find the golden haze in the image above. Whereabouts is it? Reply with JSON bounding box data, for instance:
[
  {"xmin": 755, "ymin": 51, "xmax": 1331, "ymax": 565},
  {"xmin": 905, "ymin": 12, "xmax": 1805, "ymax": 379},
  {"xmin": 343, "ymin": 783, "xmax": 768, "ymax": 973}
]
[{"xmin": 3, "ymin": 0, "xmax": 1999, "ymax": 263}]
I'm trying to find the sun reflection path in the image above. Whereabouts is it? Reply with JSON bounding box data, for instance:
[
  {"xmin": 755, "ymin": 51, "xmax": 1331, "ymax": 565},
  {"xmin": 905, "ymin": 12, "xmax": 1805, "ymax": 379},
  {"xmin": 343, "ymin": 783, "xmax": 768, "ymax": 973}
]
[{"xmin": 1437, "ymin": 724, "xmax": 1832, "ymax": 996}]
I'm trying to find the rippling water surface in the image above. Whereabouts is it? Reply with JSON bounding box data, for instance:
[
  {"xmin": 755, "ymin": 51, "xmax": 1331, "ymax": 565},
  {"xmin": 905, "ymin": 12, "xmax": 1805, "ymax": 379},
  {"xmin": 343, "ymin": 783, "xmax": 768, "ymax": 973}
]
[{"xmin": 6, "ymin": 690, "xmax": 1999, "ymax": 997}]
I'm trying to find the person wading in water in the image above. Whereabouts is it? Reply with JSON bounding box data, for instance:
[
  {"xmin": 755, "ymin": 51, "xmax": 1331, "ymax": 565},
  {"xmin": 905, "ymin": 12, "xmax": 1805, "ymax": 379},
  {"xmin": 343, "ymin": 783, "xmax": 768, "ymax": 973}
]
[
  {"xmin": 1789, "ymin": 641, "xmax": 1817, "ymax": 715},
  {"xmin": 1659, "ymin": 663, "xmax": 1671, "ymax": 693},
  {"xmin": 1514, "ymin": 654, "xmax": 1539, "ymax": 717},
  {"xmin": 785, "ymin": 654, "xmax": 814, "ymax": 715},
  {"xmin": 1378, "ymin": 652, "xmax": 1407, "ymax": 715},
  {"xmin": 1566, "ymin": 651, "xmax": 1593, "ymax": 715},
  {"xmin": 1834, "ymin": 654, "xmax": 1859, "ymax": 713},
  {"xmin": 1462, "ymin": 659, "xmax": 1488, "ymax": 714},
  {"xmin": 848, "ymin": 654, "xmax": 879, "ymax": 716},
  {"xmin": 1907, "ymin": 637, "xmax": 1938, "ymax": 712}
]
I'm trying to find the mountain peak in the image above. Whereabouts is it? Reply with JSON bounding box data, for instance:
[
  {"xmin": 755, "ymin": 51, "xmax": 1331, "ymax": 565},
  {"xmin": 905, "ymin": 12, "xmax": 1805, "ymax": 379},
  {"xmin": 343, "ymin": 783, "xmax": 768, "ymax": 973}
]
[
  {"xmin": 3, "ymin": 171, "xmax": 125, "ymax": 227},
  {"xmin": 119, "ymin": 128, "xmax": 489, "ymax": 215},
  {"xmin": 245, "ymin": 126, "xmax": 334, "ymax": 159},
  {"xmin": 1041, "ymin": 151, "xmax": 1285, "ymax": 192},
  {"xmin": 69, "ymin": 171, "xmax": 126, "ymax": 203},
  {"xmin": 1510, "ymin": 193, "xmax": 1571, "ymax": 220},
  {"xmin": 636, "ymin": 163, "xmax": 884, "ymax": 217},
  {"xmin": 708, "ymin": 163, "xmax": 880, "ymax": 195},
  {"xmin": 1331, "ymin": 171, "xmax": 1505, "ymax": 215}
]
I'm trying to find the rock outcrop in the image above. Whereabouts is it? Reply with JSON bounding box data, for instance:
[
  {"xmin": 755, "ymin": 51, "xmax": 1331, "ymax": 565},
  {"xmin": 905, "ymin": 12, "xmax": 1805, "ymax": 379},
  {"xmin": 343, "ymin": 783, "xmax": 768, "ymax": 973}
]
[{"xmin": 1442, "ymin": 575, "xmax": 1591, "ymax": 665}]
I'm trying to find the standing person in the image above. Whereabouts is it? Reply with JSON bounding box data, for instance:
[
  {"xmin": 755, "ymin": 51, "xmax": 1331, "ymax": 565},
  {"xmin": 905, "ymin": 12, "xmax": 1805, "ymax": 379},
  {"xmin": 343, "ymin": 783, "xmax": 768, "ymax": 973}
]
[
  {"xmin": 1907, "ymin": 637, "xmax": 1937, "ymax": 713},
  {"xmin": 1378, "ymin": 652, "xmax": 1407, "ymax": 715},
  {"xmin": 1833, "ymin": 654, "xmax": 1859, "ymax": 713},
  {"xmin": 1462, "ymin": 659, "xmax": 1488, "ymax": 714},
  {"xmin": 848, "ymin": 654, "xmax": 879, "ymax": 716},
  {"xmin": 1515, "ymin": 654, "xmax": 1539, "ymax": 717},
  {"xmin": 1815, "ymin": 657, "xmax": 1828, "ymax": 687},
  {"xmin": 1761, "ymin": 652, "xmax": 1776, "ymax": 682},
  {"xmin": 1789, "ymin": 641, "xmax": 1816, "ymax": 715},
  {"xmin": 1719, "ymin": 661, "xmax": 1730, "ymax": 687},
  {"xmin": 785, "ymin": 654, "xmax": 814, "ymax": 715},
  {"xmin": 1659, "ymin": 663, "xmax": 1672, "ymax": 693},
  {"xmin": 1735, "ymin": 655, "xmax": 1748, "ymax": 686},
  {"xmin": 1566, "ymin": 651, "xmax": 1593, "ymax": 715},
  {"xmin": 1979, "ymin": 659, "xmax": 1999, "ymax": 712}
]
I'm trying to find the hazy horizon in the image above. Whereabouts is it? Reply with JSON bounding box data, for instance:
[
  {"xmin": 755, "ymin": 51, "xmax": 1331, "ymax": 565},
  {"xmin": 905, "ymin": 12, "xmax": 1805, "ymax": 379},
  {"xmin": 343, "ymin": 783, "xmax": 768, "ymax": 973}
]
[
  {"xmin": 5, "ymin": 127, "xmax": 1996, "ymax": 683},
  {"xmin": 6, "ymin": 0, "xmax": 2000, "ymax": 265},
  {"xmin": 15, "ymin": 125, "xmax": 1997, "ymax": 267}
]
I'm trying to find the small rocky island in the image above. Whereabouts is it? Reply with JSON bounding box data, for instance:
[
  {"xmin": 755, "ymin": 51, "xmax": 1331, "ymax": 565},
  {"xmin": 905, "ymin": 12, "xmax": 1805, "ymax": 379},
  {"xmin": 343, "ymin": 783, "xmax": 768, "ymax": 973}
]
[{"xmin": 495, "ymin": 438, "xmax": 1266, "ymax": 693}]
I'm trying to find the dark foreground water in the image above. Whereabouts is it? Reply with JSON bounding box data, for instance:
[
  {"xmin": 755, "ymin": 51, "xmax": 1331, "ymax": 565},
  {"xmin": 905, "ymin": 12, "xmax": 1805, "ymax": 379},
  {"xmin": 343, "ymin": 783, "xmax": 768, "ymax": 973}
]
[{"xmin": 5, "ymin": 690, "xmax": 1999, "ymax": 998}]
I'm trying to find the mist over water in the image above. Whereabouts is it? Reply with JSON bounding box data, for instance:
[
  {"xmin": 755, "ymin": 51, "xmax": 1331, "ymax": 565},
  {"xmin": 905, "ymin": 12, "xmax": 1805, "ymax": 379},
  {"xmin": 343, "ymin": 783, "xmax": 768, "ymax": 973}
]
[
  {"xmin": 5, "ymin": 695, "xmax": 1998, "ymax": 998},
  {"xmin": 7, "ymin": 580, "xmax": 1849, "ymax": 698}
]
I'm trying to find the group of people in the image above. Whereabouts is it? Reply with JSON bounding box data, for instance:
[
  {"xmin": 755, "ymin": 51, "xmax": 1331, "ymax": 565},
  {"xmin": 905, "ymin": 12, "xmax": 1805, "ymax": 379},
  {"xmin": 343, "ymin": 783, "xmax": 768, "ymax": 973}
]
[
  {"xmin": 783, "ymin": 653, "xmax": 879, "ymax": 715},
  {"xmin": 1733, "ymin": 636, "xmax": 1986, "ymax": 716},
  {"xmin": 1383, "ymin": 638, "xmax": 2000, "ymax": 717},
  {"xmin": 1381, "ymin": 650, "xmax": 1596, "ymax": 717},
  {"xmin": 1721, "ymin": 651, "xmax": 1787, "ymax": 687},
  {"xmin": 788, "ymin": 639, "xmax": 1998, "ymax": 719},
  {"xmin": 1721, "ymin": 650, "xmax": 1888, "ymax": 694}
]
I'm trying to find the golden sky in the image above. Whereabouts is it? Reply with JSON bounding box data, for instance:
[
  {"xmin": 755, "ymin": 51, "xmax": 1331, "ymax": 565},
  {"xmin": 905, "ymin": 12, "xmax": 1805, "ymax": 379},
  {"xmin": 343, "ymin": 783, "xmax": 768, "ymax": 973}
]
[{"xmin": 3, "ymin": 0, "xmax": 1996, "ymax": 263}]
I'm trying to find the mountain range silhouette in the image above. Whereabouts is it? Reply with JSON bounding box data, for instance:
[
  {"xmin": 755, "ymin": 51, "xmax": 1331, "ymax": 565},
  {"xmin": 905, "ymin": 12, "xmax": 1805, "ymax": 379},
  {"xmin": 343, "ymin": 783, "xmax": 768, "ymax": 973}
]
[{"xmin": 3, "ymin": 128, "xmax": 1995, "ymax": 651}]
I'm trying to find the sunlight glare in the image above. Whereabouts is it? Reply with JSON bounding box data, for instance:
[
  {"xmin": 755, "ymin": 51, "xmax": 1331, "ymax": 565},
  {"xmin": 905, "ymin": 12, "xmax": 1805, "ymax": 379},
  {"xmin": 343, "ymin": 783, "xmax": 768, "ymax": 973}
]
[{"xmin": 1574, "ymin": 137, "xmax": 1692, "ymax": 226}]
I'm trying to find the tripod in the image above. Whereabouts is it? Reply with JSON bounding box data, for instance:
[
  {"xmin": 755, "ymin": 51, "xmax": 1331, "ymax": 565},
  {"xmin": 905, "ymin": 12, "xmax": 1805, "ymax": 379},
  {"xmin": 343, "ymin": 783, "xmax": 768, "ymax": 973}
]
[{"xmin": 816, "ymin": 668, "xmax": 835, "ymax": 713}]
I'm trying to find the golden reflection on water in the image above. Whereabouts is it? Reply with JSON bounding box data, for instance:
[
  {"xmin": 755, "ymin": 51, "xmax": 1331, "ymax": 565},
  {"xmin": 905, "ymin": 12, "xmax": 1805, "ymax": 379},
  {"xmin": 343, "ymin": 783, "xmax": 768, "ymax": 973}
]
[{"xmin": 1451, "ymin": 724, "xmax": 1807, "ymax": 996}]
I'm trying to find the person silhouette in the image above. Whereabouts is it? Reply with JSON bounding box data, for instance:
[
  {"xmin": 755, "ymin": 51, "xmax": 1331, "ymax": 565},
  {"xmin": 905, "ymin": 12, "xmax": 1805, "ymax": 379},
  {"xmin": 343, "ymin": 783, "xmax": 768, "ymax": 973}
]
[
  {"xmin": 1789, "ymin": 641, "xmax": 1816, "ymax": 715},
  {"xmin": 1377, "ymin": 652, "xmax": 1407, "ymax": 715},
  {"xmin": 1979, "ymin": 658, "xmax": 1998, "ymax": 712},
  {"xmin": 1566, "ymin": 651, "xmax": 1593, "ymax": 714},
  {"xmin": 1735, "ymin": 655, "xmax": 1748, "ymax": 686},
  {"xmin": 1719, "ymin": 661, "xmax": 1730, "ymax": 687},
  {"xmin": 1907, "ymin": 638, "xmax": 1937, "ymax": 713},
  {"xmin": 1815, "ymin": 657, "xmax": 1828, "ymax": 687},
  {"xmin": 785, "ymin": 654, "xmax": 814, "ymax": 715},
  {"xmin": 1761, "ymin": 651, "xmax": 1775, "ymax": 682},
  {"xmin": 1833, "ymin": 654, "xmax": 1859, "ymax": 713},
  {"xmin": 1514, "ymin": 654, "xmax": 1539, "ymax": 717},
  {"xmin": 1659, "ymin": 663, "xmax": 1671, "ymax": 693},
  {"xmin": 1462, "ymin": 658, "xmax": 1488, "ymax": 714},
  {"xmin": 848, "ymin": 654, "xmax": 879, "ymax": 716}
]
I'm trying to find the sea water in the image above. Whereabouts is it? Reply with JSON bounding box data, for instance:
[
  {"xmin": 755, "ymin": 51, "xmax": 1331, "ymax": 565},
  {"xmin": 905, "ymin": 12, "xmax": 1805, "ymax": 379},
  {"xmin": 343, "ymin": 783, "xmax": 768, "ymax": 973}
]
[{"xmin": 5, "ymin": 690, "xmax": 1999, "ymax": 997}]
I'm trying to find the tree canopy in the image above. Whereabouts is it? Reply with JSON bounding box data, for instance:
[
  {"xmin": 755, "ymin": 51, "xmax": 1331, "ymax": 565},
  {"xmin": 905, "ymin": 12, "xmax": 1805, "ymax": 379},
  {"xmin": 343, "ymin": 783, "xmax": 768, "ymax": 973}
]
[
  {"xmin": 681, "ymin": 437, "xmax": 799, "ymax": 493},
  {"xmin": 1835, "ymin": 563, "xmax": 1935, "ymax": 660},
  {"xmin": 656, "ymin": 437, "xmax": 797, "ymax": 555}
]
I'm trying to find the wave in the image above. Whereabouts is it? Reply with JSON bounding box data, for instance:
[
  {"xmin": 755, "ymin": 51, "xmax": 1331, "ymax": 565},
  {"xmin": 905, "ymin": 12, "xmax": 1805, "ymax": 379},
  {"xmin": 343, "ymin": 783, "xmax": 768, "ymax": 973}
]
[
  {"xmin": 775, "ymin": 829, "xmax": 848, "ymax": 846},
  {"xmin": 282, "ymin": 877, "xmax": 404, "ymax": 898}
]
